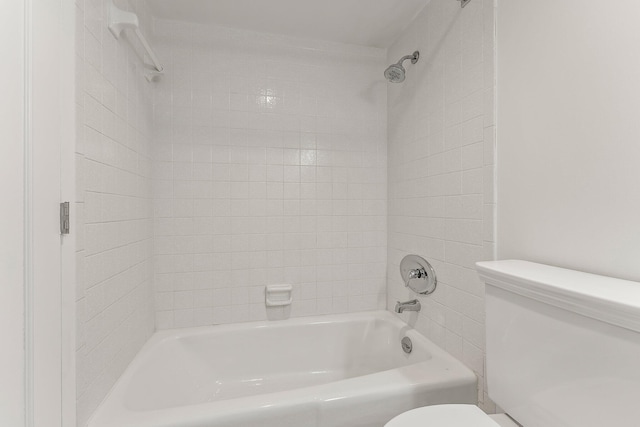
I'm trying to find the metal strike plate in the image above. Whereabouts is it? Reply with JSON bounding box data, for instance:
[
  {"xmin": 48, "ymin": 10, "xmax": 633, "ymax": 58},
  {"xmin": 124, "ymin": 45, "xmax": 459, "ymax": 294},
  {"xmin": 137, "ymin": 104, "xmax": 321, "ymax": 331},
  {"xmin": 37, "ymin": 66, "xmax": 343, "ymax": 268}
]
[{"xmin": 60, "ymin": 202, "xmax": 70, "ymax": 235}]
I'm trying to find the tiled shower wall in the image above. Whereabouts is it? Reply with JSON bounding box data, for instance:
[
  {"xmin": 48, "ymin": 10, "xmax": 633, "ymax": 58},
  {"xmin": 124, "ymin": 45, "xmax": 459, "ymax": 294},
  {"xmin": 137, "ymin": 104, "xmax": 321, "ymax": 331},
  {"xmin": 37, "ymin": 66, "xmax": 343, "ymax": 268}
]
[
  {"xmin": 151, "ymin": 21, "xmax": 388, "ymax": 329},
  {"xmin": 74, "ymin": 0, "xmax": 155, "ymax": 424},
  {"xmin": 386, "ymin": 0, "xmax": 496, "ymax": 411}
]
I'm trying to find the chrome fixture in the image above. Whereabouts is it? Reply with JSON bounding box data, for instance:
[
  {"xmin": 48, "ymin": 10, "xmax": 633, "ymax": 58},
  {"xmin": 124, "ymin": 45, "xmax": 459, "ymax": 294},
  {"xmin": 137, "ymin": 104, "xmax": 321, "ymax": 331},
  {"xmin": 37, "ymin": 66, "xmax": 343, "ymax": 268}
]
[
  {"xmin": 408, "ymin": 268, "xmax": 425, "ymax": 280},
  {"xmin": 401, "ymin": 336, "xmax": 413, "ymax": 354},
  {"xmin": 59, "ymin": 202, "xmax": 70, "ymax": 235},
  {"xmin": 400, "ymin": 255, "xmax": 437, "ymax": 295},
  {"xmin": 458, "ymin": 0, "xmax": 471, "ymax": 7},
  {"xmin": 395, "ymin": 299, "xmax": 421, "ymax": 314},
  {"xmin": 384, "ymin": 51, "xmax": 419, "ymax": 83}
]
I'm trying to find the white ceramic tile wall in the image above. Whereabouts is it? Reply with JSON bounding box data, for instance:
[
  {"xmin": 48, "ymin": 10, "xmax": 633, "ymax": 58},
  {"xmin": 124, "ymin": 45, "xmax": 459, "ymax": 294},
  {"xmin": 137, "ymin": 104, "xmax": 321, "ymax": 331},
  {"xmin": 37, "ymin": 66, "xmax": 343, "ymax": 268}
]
[
  {"xmin": 74, "ymin": 0, "xmax": 155, "ymax": 425},
  {"xmin": 151, "ymin": 21, "xmax": 388, "ymax": 329},
  {"xmin": 386, "ymin": 0, "xmax": 496, "ymax": 412}
]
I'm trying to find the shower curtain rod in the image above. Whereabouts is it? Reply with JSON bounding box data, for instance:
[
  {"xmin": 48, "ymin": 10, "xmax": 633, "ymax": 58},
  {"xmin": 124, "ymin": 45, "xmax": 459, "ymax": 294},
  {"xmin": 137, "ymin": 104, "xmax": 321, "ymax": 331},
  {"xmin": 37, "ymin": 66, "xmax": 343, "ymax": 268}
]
[{"xmin": 108, "ymin": 0, "xmax": 164, "ymax": 82}]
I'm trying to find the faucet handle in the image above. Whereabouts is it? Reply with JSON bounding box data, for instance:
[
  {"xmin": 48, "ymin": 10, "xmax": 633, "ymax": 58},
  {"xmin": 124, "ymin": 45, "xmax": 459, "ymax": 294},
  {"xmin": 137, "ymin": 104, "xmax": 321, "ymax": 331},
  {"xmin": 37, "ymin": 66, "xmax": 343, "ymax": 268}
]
[
  {"xmin": 407, "ymin": 268, "xmax": 426, "ymax": 281},
  {"xmin": 400, "ymin": 255, "xmax": 437, "ymax": 295}
]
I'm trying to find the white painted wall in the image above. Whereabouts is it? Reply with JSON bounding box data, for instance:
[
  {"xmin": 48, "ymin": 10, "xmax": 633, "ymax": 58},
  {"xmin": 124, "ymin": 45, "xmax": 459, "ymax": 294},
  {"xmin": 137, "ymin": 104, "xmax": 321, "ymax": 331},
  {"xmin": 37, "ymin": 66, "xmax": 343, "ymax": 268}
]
[
  {"xmin": 1, "ymin": 1, "xmax": 76, "ymax": 426},
  {"xmin": 387, "ymin": 0, "xmax": 496, "ymax": 411},
  {"xmin": 0, "ymin": 2, "xmax": 26, "ymax": 425},
  {"xmin": 151, "ymin": 21, "xmax": 388, "ymax": 328},
  {"xmin": 145, "ymin": 0, "xmax": 430, "ymax": 48},
  {"xmin": 497, "ymin": 0, "xmax": 640, "ymax": 282}
]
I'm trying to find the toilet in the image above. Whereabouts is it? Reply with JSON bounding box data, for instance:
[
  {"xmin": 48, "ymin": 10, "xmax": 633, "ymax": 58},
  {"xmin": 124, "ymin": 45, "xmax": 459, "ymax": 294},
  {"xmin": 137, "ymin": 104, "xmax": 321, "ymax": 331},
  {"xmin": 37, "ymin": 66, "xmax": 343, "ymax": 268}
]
[{"xmin": 386, "ymin": 260, "xmax": 640, "ymax": 427}]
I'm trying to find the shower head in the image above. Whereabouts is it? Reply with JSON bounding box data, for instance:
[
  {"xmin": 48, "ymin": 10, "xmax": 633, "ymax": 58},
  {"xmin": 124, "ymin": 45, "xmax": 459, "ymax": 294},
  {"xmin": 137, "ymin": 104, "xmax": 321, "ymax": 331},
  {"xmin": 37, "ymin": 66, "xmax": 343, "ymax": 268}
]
[
  {"xmin": 384, "ymin": 64, "xmax": 406, "ymax": 83},
  {"xmin": 384, "ymin": 51, "xmax": 419, "ymax": 83}
]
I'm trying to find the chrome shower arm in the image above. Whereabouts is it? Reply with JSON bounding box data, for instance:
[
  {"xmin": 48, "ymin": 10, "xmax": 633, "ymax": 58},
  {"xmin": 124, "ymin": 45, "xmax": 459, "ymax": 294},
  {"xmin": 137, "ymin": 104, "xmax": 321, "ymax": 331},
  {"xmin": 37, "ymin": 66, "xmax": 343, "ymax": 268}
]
[{"xmin": 396, "ymin": 52, "xmax": 419, "ymax": 66}]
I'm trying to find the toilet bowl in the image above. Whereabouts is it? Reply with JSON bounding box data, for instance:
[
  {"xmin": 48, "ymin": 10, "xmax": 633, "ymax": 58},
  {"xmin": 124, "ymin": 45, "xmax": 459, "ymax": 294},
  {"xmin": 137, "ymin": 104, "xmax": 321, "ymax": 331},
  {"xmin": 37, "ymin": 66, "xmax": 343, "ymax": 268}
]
[
  {"xmin": 384, "ymin": 405, "xmax": 517, "ymax": 427},
  {"xmin": 385, "ymin": 261, "xmax": 640, "ymax": 427}
]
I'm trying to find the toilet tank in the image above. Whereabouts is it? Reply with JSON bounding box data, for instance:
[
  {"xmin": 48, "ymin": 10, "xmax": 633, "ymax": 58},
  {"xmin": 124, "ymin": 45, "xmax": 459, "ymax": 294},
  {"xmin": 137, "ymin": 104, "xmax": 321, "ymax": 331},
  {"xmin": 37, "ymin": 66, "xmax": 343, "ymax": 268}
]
[{"xmin": 477, "ymin": 260, "xmax": 640, "ymax": 427}]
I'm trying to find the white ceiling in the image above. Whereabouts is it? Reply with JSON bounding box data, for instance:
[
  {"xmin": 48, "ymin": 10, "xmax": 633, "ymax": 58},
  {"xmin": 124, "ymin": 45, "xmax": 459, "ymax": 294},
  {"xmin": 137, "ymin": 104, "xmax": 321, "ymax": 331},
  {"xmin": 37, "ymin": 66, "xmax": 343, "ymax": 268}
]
[{"xmin": 144, "ymin": 0, "xmax": 430, "ymax": 48}]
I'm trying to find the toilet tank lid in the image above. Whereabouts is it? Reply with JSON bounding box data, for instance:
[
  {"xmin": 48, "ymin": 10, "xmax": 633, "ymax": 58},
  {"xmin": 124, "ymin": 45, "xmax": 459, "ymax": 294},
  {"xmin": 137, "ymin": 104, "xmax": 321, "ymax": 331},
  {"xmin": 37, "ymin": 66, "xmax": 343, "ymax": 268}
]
[{"xmin": 476, "ymin": 260, "xmax": 640, "ymax": 333}]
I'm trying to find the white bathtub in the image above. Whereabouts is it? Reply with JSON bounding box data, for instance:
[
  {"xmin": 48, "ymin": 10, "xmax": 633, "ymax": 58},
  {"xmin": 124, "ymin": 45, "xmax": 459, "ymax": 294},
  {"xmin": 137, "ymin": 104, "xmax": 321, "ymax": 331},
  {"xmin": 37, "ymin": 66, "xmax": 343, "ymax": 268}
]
[{"xmin": 89, "ymin": 311, "xmax": 476, "ymax": 427}]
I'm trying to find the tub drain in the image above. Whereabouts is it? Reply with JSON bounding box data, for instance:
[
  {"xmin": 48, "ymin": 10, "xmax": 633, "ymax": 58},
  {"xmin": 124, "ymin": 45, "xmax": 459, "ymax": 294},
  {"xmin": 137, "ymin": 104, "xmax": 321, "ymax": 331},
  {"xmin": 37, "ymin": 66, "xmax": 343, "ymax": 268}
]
[{"xmin": 401, "ymin": 336, "xmax": 413, "ymax": 354}]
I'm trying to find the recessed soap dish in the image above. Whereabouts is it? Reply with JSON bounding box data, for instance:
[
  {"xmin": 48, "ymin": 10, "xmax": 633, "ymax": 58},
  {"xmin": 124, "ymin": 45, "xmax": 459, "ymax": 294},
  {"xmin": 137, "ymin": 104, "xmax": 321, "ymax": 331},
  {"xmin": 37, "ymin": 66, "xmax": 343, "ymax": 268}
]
[{"xmin": 265, "ymin": 284, "xmax": 293, "ymax": 307}]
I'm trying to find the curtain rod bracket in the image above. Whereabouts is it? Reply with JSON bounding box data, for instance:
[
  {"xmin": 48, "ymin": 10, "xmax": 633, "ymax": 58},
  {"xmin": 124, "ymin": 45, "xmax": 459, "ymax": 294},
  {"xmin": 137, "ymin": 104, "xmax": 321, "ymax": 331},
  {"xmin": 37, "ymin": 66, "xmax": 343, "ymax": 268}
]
[
  {"xmin": 108, "ymin": 1, "xmax": 139, "ymax": 39},
  {"xmin": 144, "ymin": 70, "xmax": 163, "ymax": 83},
  {"xmin": 108, "ymin": 0, "xmax": 164, "ymax": 80}
]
